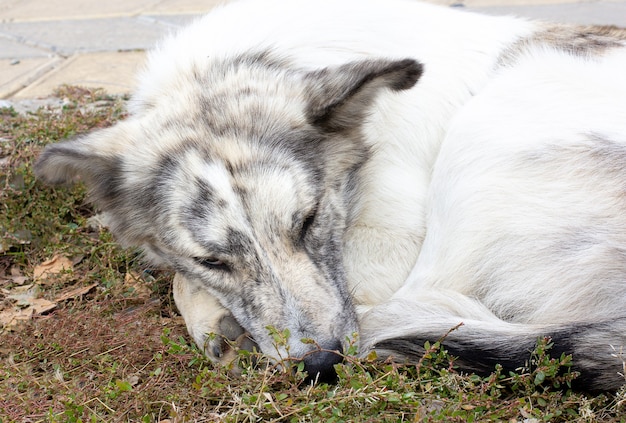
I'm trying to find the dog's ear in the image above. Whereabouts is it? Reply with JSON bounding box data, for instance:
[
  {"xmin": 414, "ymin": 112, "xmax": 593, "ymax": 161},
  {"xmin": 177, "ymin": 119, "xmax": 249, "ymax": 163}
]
[
  {"xmin": 305, "ymin": 58, "xmax": 423, "ymax": 133},
  {"xmin": 34, "ymin": 122, "xmax": 134, "ymax": 209}
]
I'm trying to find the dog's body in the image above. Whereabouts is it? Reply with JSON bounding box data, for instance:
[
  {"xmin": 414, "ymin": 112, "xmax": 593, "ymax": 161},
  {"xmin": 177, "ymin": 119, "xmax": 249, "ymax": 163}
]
[{"xmin": 36, "ymin": 0, "xmax": 626, "ymax": 389}]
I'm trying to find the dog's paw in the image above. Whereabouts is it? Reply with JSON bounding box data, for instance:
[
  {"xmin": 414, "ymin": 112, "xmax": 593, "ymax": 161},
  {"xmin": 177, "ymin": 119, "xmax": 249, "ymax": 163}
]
[
  {"xmin": 172, "ymin": 272, "xmax": 258, "ymax": 366},
  {"xmin": 202, "ymin": 313, "xmax": 258, "ymax": 364}
]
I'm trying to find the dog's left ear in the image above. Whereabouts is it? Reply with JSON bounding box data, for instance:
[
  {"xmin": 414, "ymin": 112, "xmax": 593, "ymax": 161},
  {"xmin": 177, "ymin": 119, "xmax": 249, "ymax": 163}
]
[{"xmin": 305, "ymin": 58, "xmax": 423, "ymax": 133}]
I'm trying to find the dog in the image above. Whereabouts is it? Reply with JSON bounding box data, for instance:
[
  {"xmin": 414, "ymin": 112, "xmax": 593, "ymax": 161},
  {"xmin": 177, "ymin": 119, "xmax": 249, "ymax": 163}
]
[{"xmin": 35, "ymin": 0, "xmax": 626, "ymax": 390}]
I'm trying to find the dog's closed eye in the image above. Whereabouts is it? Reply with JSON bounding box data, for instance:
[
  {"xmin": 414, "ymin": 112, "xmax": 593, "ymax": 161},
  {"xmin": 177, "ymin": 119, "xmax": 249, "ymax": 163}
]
[{"xmin": 196, "ymin": 257, "xmax": 231, "ymax": 271}]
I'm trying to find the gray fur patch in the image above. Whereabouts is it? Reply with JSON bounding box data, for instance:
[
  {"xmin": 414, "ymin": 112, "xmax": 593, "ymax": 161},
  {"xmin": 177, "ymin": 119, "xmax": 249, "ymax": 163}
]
[{"xmin": 499, "ymin": 24, "xmax": 626, "ymax": 67}]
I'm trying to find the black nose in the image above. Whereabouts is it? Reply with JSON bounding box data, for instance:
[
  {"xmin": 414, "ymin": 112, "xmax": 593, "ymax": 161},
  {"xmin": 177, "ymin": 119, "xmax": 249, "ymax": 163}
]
[{"xmin": 302, "ymin": 341, "xmax": 343, "ymax": 384}]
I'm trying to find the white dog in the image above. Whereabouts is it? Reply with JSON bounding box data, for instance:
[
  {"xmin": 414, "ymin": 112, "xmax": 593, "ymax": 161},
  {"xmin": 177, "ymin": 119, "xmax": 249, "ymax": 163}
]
[{"xmin": 36, "ymin": 0, "xmax": 626, "ymax": 389}]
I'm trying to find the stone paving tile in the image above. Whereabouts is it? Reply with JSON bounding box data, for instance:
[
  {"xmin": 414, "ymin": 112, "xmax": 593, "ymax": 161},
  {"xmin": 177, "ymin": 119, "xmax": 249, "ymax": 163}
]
[
  {"xmin": 1, "ymin": 18, "xmax": 171, "ymax": 56},
  {"xmin": 0, "ymin": 57, "xmax": 62, "ymax": 98},
  {"xmin": 0, "ymin": 36, "xmax": 53, "ymax": 59},
  {"xmin": 0, "ymin": 0, "xmax": 162, "ymax": 22},
  {"xmin": 13, "ymin": 51, "xmax": 146, "ymax": 99},
  {"xmin": 140, "ymin": 0, "xmax": 224, "ymax": 15},
  {"xmin": 470, "ymin": 1, "xmax": 626, "ymax": 25},
  {"xmin": 138, "ymin": 14, "xmax": 199, "ymax": 29},
  {"xmin": 459, "ymin": 0, "xmax": 600, "ymax": 5}
]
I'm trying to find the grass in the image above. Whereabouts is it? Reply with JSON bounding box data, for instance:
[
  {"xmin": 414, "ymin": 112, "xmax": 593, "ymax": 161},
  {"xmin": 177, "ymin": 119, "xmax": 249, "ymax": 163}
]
[{"xmin": 1, "ymin": 86, "xmax": 625, "ymax": 422}]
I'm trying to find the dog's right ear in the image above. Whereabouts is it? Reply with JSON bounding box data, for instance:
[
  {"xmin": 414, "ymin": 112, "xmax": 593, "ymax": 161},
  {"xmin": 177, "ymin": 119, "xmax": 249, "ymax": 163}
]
[{"xmin": 34, "ymin": 122, "xmax": 134, "ymax": 207}]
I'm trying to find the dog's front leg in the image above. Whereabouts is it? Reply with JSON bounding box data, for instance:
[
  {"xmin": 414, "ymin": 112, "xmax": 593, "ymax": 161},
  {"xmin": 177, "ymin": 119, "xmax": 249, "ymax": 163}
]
[{"xmin": 173, "ymin": 273, "xmax": 257, "ymax": 364}]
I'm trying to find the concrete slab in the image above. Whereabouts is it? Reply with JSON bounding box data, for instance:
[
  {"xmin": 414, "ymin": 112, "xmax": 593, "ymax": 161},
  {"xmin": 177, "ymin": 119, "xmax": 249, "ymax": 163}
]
[
  {"xmin": 469, "ymin": 0, "xmax": 626, "ymax": 25},
  {"xmin": 138, "ymin": 14, "xmax": 199, "ymax": 29},
  {"xmin": 12, "ymin": 51, "xmax": 146, "ymax": 99},
  {"xmin": 0, "ymin": 57, "xmax": 62, "ymax": 98},
  {"xmin": 0, "ymin": 36, "xmax": 53, "ymax": 59},
  {"xmin": 0, "ymin": 0, "xmax": 161, "ymax": 22},
  {"xmin": 141, "ymin": 0, "xmax": 225, "ymax": 15},
  {"xmin": 1, "ymin": 18, "xmax": 171, "ymax": 56},
  {"xmin": 451, "ymin": 0, "xmax": 612, "ymax": 6}
]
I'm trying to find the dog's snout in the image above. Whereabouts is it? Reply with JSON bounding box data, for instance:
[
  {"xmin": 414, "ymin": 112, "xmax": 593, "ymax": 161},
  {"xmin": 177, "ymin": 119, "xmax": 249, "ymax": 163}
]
[{"xmin": 302, "ymin": 340, "xmax": 343, "ymax": 384}]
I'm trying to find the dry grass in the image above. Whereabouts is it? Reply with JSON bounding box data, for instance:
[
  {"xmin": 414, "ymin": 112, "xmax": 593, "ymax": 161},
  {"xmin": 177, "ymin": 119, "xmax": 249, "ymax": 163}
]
[{"xmin": 1, "ymin": 87, "xmax": 625, "ymax": 422}]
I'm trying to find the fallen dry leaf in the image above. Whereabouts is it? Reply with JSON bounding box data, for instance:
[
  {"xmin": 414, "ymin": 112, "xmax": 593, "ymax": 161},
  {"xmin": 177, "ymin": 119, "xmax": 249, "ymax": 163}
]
[
  {"xmin": 54, "ymin": 283, "xmax": 97, "ymax": 303},
  {"xmin": 6, "ymin": 284, "xmax": 41, "ymax": 306},
  {"xmin": 123, "ymin": 271, "xmax": 152, "ymax": 299},
  {"xmin": 34, "ymin": 255, "xmax": 73, "ymax": 283},
  {"xmin": 0, "ymin": 299, "xmax": 56, "ymax": 331},
  {"xmin": 0, "ymin": 307, "xmax": 33, "ymax": 329},
  {"xmin": 10, "ymin": 275, "xmax": 29, "ymax": 285},
  {"xmin": 1, "ymin": 283, "xmax": 57, "ymax": 330},
  {"xmin": 28, "ymin": 298, "xmax": 57, "ymax": 315},
  {"xmin": 0, "ymin": 267, "xmax": 29, "ymax": 286}
]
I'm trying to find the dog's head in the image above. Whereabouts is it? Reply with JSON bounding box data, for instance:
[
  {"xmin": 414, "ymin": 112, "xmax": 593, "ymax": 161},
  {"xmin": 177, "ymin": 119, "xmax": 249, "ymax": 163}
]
[{"xmin": 36, "ymin": 55, "xmax": 422, "ymax": 380}]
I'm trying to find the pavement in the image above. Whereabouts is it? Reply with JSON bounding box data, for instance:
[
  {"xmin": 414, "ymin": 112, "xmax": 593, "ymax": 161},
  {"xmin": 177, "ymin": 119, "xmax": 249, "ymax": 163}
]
[{"xmin": 1, "ymin": 0, "xmax": 626, "ymax": 101}]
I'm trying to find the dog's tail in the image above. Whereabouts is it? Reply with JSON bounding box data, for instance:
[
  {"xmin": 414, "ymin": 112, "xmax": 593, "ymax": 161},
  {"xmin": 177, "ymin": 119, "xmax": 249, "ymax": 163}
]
[{"xmin": 359, "ymin": 301, "xmax": 626, "ymax": 392}]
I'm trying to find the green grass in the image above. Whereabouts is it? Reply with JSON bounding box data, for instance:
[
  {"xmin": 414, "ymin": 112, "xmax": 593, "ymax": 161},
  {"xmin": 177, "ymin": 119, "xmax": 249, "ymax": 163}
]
[{"xmin": 1, "ymin": 86, "xmax": 625, "ymax": 422}]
